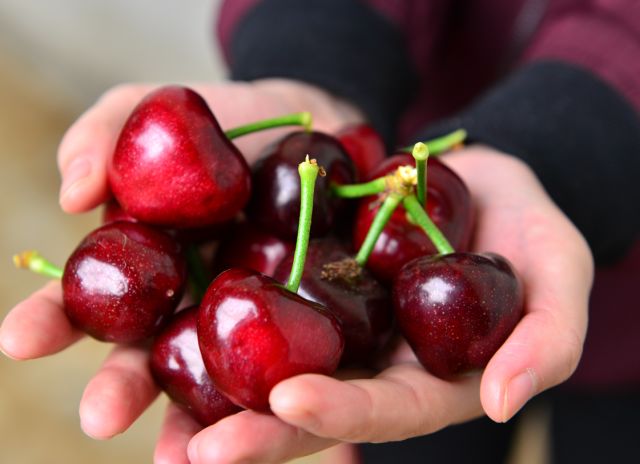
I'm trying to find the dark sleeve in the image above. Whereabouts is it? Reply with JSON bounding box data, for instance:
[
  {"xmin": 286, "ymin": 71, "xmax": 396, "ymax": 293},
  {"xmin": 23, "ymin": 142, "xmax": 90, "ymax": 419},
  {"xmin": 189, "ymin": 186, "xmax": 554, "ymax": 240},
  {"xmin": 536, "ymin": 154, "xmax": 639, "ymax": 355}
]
[
  {"xmin": 221, "ymin": 0, "xmax": 417, "ymax": 145},
  {"xmin": 417, "ymin": 1, "xmax": 640, "ymax": 264},
  {"xmin": 417, "ymin": 61, "xmax": 640, "ymax": 264}
]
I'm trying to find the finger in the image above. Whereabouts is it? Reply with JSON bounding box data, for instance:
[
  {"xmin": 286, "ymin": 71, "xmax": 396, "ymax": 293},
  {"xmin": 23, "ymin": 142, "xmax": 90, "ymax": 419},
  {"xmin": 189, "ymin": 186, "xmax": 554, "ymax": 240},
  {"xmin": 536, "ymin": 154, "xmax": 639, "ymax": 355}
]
[
  {"xmin": 154, "ymin": 402, "xmax": 202, "ymax": 464},
  {"xmin": 58, "ymin": 84, "xmax": 157, "ymax": 213},
  {"xmin": 0, "ymin": 281, "xmax": 83, "ymax": 359},
  {"xmin": 270, "ymin": 364, "xmax": 483, "ymax": 443},
  {"xmin": 79, "ymin": 343, "xmax": 159, "ymax": 439},
  {"xmin": 188, "ymin": 410, "xmax": 336, "ymax": 464},
  {"xmin": 480, "ymin": 238, "xmax": 592, "ymax": 422}
]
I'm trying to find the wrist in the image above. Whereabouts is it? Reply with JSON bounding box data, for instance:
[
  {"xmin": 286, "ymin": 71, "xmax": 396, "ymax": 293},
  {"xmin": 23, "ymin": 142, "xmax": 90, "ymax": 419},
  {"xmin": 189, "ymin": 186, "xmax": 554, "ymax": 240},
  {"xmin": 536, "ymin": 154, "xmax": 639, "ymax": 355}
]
[{"xmin": 251, "ymin": 78, "xmax": 366, "ymax": 133}]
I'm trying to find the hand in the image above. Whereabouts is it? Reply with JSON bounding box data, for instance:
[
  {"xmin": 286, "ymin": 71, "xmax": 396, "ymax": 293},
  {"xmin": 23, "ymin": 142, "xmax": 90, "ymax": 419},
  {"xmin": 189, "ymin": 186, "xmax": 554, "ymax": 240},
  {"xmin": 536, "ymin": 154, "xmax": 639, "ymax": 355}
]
[
  {"xmin": 0, "ymin": 79, "xmax": 363, "ymax": 461},
  {"xmin": 183, "ymin": 145, "xmax": 593, "ymax": 463}
]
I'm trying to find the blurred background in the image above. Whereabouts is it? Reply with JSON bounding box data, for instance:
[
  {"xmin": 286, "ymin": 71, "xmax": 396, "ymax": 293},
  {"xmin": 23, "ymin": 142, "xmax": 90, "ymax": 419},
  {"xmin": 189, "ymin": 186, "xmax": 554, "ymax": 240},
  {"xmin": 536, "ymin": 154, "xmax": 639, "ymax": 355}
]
[{"xmin": 0, "ymin": 1, "xmax": 547, "ymax": 462}]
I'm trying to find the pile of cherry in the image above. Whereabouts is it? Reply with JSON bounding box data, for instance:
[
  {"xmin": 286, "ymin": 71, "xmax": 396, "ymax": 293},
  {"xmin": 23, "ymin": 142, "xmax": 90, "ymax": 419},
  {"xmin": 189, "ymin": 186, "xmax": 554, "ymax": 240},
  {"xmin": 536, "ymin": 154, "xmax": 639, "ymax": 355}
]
[{"xmin": 15, "ymin": 86, "xmax": 523, "ymax": 426}]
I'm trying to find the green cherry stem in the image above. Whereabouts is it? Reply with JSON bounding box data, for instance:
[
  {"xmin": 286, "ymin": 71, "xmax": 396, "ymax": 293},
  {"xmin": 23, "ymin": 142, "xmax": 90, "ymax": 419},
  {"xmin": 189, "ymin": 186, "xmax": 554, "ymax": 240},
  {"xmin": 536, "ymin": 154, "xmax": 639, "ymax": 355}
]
[
  {"xmin": 400, "ymin": 129, "xmax": 468, "ymax": 155},
  {"xmin": 225, "ymin": 112, "xmax": 312, "ymax": 140},
  {"xmin": 354, "ymin": 192, "xmax": 404, "ymax": 267},
  {"xmin": 13, "ymin": 251, "xmax": 63, "ymax": 279},
  {"xmin": 285, "ymin": 156, "xmax": 321, "ymax": 293},
  {"xmin": 412, "ymin": 142, "xmax": 429, "ymax": 207},
  {"xmin": 403, "ymin": 194, "xmax": 454, "ymax": 255},
  {"xmin": 185, "ymin": 245, "xmax": 210, "ymax": 302},
  {"xmin": 331, "ymin": 177, "xmax": 387, "ymax": 198}
]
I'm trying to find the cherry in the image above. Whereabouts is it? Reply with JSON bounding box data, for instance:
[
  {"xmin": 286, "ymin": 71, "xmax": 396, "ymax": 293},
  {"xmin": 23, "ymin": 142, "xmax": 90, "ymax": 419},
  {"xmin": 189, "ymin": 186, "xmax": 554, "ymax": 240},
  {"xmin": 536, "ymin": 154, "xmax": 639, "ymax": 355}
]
[
  {"xmin": 214, "ymin": 220, "xmax": 294, "ymax": 278},
  {"xmin": 61, "ymin": 221, "xmax": 187, "ymax": 343},
  {"xmin": 197, "ymin": 268, "xmax": 344, "ymax": 410},
  {"xmin": 197, "ymin": 158, "xmax": 344, "ymax": 411},
  {"xmin": 353, "ymin": 154, "xmax": 474, "ymax": 283},
  {"xmin": 150, "ymin": 306, "xmax": 242, "ymax": 425},
  {"xmin": 393, "ymin": 253, "xmax": 524, "ymax": 379},
  {"xmin": 248, "ymin": 131, "xmax": 355, "ymax": 240},
  {"xmin": 336, "ymin": 123, "xmax": 386, "ymax": 180},
  {"xmin": 274, "ymin": 238, "xmax": 392, "ymax": 365},
  {"xmin": 109, "ymin": 85, "xmax": 251, "ymax": 229}
]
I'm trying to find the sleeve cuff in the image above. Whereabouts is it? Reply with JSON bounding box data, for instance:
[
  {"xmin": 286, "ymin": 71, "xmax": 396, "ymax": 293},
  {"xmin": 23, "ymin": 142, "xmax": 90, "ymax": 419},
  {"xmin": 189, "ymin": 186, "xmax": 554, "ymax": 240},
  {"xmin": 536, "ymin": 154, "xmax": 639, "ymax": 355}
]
[{"xmin": 417, "ymin": 61, "xmax": 640, "ymax": 264}]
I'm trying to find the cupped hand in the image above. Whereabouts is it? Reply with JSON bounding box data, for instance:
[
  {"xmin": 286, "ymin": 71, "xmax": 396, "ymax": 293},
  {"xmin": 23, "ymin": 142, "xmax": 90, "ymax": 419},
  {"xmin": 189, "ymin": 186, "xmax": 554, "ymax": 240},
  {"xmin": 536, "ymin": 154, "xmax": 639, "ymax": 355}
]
[
  {"xmin": 184, "ymin": 145, "xmax": 593, "ymax": 463},
  {"xmin": 0, "ymin": 79, "xmax": 363, "ymax": 459},
  {"xmin": 2, "ymin": 84, "xmax": 593, "ymax": 463}
]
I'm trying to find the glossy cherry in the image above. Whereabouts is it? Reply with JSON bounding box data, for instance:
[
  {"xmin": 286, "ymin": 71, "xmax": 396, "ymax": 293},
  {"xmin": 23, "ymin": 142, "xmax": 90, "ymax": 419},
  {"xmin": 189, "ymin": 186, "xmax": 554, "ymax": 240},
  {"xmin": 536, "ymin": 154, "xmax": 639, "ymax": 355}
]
[
  {"xmin": 62, "ymin": 221, "xmax": 186, "ymax": 343},
  {"xmin": 214, "ymin": 220, "xmax": 294, "ymax": 278},
  {"xmin": 109, "ymin": 85, "xmax": 251, "ymax": 229},
  {"xmin": 247, "ymin": 131, "xmax": 355, "ymax": 240},
  {"xmin": 336, "ymin": 123, "xmax": 386, "ymax": 180},
  {"xmin": 353, "ymin": 154, "xmax": 474, "ymax": 283},
  {"xmin": 150, "ymin": 306, "xmax": 242, "ymax": 425},
  {"xmin": 393, "ymin": 252, "xmax": 524, "ymax": 379},
  {"xmin": 274, "ymin": 238, "xmax": 392, "ymax": 365},
  {"xmin": 197, "ymin": 268, "xmax": 344, "ymax": 411}
]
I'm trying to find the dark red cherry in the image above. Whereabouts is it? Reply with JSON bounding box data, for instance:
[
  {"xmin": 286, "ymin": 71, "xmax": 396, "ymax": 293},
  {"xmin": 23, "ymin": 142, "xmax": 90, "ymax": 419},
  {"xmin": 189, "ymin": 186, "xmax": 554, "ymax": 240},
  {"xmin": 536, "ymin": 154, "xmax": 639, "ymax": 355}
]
[
  {"xmin": 353, "ymin": 154, "xmax": 474, "ymax": 283},
  {"xmin": 336, "ymin": 123, "xmax": 386, "ymax": 180},
  {"xmin": 62, "ymin": 221, "xmax": 186, "ymax": 343},
  {"xmin": 197, "ymin": 268, "xmax": 344, "ymax": 411},
  {"xmin": 108, "ymin": 85, "xmax": 251, "ymax": 228},
  {"xmin": 274, "ymin": 239, "xmax": 392, "ymax": 365},
  {"xmin": 215, "ymin": 221, "xmax": 294, "ymax": 277},
  {"xmin": 393, "ymin": 253, "xmax": 524, "ymax": 379},
  {"xmin": 150, "ymin": 306, "xmax": 242, "ymax": 425},
  {"xmin": 248, "ymin": 131, "xmax": 355, "ymax": 240}
]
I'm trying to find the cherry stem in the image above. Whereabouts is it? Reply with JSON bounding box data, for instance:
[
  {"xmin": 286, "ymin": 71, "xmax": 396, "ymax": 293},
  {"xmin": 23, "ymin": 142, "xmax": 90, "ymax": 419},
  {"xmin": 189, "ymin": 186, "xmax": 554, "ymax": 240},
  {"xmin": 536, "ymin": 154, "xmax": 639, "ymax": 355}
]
[
  {"xmin": 400, "ymin": 129, "xmax": 468, "ymax": 155},
  {"xmin": 285, "ymin": 156, "xmax": 321, "ymax": 293},
  {"xmin": 412, "ymin": 142, "xmax": 429, "ymax": 207},
  {"xmin": 355, "ymin": 192, "xmax": 404, "ymax": 267},
  {"xmin": 13, "ymin": 251, "xmax": 63, "ymax": 279},
  {"xmin": 185, "ymin": 245, "xmax": 210, "ymax": 302},
  {"xmin": 225, "ymin": 112, "xmax": 312, "ymax": 140},
  {"xmin": 403, "ymin": 194, "xmax": 455, "ymax": 255},
  {"xmin": 331, "ymin": 177, "xmax": 387, "ymax": 198}
]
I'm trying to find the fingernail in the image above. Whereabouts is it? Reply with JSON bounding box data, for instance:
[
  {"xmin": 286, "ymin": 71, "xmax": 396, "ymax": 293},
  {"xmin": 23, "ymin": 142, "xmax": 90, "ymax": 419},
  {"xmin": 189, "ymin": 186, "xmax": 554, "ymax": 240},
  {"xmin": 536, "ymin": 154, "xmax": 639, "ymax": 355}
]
[
  {"xmin": 60, "ymin": 157, "xmax": 91, "ymax": 201},
  {"xmin": 0, "ymin": 326, "xmax": 19, "ymax": 360},
  {"xmin": 271, "ymin": 386, "xmax": 320, "ymax": 429},
  {"xmin": 502, "ymin": 368, "xmax": 537, "ymax": 422},
  {"xmin": 187, "ymin": 435, "xmax": 200, "ymax": 463}
]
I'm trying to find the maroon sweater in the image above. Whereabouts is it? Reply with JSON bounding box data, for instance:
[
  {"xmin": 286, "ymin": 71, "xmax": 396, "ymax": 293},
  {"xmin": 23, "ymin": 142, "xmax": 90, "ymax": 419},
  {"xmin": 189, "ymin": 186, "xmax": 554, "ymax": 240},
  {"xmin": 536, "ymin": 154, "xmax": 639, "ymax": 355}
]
[{"xmin": 217, "ymin": 0, "xmax": 640, "ymax": 390}]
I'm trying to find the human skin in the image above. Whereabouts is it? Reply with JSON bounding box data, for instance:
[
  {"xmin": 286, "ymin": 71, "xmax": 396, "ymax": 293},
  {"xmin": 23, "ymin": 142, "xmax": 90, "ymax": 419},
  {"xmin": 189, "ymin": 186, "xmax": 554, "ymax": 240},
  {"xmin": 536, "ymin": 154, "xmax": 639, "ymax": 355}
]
[{"xmin": 0, "ymin": 80, "xmax": 592, "ymax": 464}]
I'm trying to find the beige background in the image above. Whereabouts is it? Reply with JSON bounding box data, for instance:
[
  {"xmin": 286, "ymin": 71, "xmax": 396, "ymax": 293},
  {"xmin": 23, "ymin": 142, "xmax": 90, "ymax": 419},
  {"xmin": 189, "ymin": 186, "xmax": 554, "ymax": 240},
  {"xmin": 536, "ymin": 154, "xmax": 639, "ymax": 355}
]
[{"xmin": 0, "ymin": 2, "xmax": 548, "ymax": 463}]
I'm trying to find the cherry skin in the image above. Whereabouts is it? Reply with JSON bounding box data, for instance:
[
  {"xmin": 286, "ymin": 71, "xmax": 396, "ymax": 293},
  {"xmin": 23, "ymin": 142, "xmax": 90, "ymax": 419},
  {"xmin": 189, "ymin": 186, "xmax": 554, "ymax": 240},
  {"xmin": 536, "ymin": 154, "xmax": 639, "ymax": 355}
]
[
  {"xmin": 336, "ymin": 123, "xmax": 387, "ymax": 180},
  {"xmin": 214, "ymin": 220, "xmax": 294, "ymax": 278},
  {"xmin": 247, "ymin": 131, "xmax": 355, "ymax": 240},
  {"xmin": 353, "ymin": 154, "xmax": 474, "ymax": 283},
  {"xmin": 150, "ymin": 306, "xmax": 242, "ymax": 426},
  {"xmin": 109, "ymin": 85, "xmax": 251, "ymax": 229},
  {"xmin": 274, "ymin": 238, "xmax": 392, "ymax": 366},
  {"xmin": 393, "ymin": 252, "xmax": 524, "ymax": 379},
  {"xmin": 62, "ymin": 221, "xmax": 187, "ymax": 343},
  {"xmin": 197, "ymin": 268, "xmax": 344, "ymax": 411}
]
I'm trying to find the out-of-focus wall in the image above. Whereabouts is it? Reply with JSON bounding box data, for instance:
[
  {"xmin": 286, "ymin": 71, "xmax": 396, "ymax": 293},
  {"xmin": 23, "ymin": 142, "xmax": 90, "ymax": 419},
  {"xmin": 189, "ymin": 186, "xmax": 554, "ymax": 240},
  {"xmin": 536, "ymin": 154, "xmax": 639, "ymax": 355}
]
[
  {"xmin": 0, "ymin": 0, "xmax": 226, "ymax": 110},
  {"xmin": 0, "ymin": 2, "xmax": 227, "ymax": 463}
]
